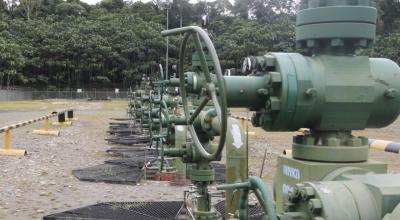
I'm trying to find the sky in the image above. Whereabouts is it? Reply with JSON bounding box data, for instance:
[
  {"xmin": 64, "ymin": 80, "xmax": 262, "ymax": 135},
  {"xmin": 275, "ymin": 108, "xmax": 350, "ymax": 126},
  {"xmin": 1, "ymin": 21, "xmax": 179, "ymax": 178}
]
[{"xmin": 81, "ymin": 0, "xmax": 217, "ymax": 6}]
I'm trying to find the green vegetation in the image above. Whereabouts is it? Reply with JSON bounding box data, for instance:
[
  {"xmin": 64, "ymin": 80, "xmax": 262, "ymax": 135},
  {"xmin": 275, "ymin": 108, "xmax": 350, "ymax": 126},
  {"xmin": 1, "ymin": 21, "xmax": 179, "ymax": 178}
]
[
  {"xmin": 102, "ymin": 101, "xmax": 127, "ymax": 110},
  {"xmin": 0, "ymin": 100, "xmax": 69, "ymax": 111},
  {"xmin": 0, "ymin": 0, "xmax": 399, "ymax": 90}
]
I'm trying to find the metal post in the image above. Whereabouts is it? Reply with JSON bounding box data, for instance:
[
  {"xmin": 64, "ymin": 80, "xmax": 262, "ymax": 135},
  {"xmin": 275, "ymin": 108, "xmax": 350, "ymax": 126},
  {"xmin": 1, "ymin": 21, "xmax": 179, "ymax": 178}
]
[
  {"xmin": 240, "ymin": 118, "xmax": 245, "ymax": 129},
  {"xmin": 44, "ymin": 118, "xmax": 49, "ymax": 131},
  {"xmin": 165, "ymin": 0, "xmax": 170, "ymax": 80},
  {"xmin": 179, "ymin": 0, "xmax": 182, "ymax": 28},
  {"xmin": 225, "ymin": 118, "xmax": 248, "ymax": 218},
  {"xmin": 172, "ymin": 125, "xmax": 187, "ymax": 185},
  {"xmin": 4, "ymin": 129, "xmax": 11, "ymax": 150},
  {"xmin": 144, "ymin": 148, "xmax": 147, "ymax": 182}
]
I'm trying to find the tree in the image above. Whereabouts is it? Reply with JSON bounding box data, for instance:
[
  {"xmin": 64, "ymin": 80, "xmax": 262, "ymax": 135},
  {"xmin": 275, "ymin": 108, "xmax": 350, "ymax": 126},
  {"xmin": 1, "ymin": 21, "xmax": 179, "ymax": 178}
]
[
  {"xmin": 370, "ymin": 33, "xmax": 400, "ymax": 64},
  {"xmin": 55, "ymin": 2, "xmax": 86, "ymax": 16},
  {"xmin": 208, "ymin": 0, "xmax": 232, "ymax": 18},
  {"xmin": 249, "ymin": 0, "xmax": 296, "ymax": 22},
  {"xmin": 377, "ymin": 0, "xmax": 400, "ymax": 34},
  {"xmin": 4, "ymin": 0, "xmax": 18, "ymax": 16},
  {"xmin": 0, "ymin": 0, "xmax": 398, "ymax": 91},
  {"xmin": 0, "ymin": 0, "xmax": 7, "ymax": 14},
  {"xmin": 232, "ymin": 0, "xmax": 250, "ymax": 19},
  {"xmin": 0, "ymin": 37, "xmax": 25, "ymax": 89},
  {"xmin": 99, "ymin": 0, "xmax": 124, "ymax": 12},
  {"xmin": 38, "ymin": 0, "xmax": 63, "ymax": 16},
  {"xmin": 19, "ymin": 0, "xmax": 41, "ymax": 20}
]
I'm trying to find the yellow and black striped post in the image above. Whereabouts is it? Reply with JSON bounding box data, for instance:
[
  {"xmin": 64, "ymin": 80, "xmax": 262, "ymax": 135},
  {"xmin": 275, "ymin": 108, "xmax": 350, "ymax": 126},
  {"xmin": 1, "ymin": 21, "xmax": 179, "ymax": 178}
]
[
  {"xmin": 369, "ymin": 139, "xmax": 400, "ymax": 154},
  {"xmin": 0, "ymin": 109, "xmax": 75, "ymax": 156},
  {"xmin": 32, "ymin": 115, "xmax": 60, "ymax": 136},
  {"xmin": 231, "ymin": 115, "xmax": 256, "ymax": 136},
  {"xmin": 0, "ymin": 128, "xmax": 27, "ymax": 156}
]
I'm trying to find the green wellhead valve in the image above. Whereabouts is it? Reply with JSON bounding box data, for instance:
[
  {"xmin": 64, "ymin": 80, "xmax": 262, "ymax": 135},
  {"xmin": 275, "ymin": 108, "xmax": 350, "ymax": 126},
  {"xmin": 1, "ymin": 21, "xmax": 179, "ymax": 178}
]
[
  {"xmin": 162, "ymin": 0, "xmax": 400, "ymax": 219},
  {"xmin": 182, "ymin": 0, "xmax": 400, "ymax": 163}
]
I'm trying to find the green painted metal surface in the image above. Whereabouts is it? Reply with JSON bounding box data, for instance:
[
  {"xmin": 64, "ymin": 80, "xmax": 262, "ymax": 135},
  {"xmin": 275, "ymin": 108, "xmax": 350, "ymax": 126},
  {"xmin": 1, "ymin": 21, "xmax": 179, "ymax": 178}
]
[
  {"xmin": 282, "ymin": 174, "xmax": 400, "ymax": 220},
  {"xmin": 225, "ymin": 118, "xmax": 248, "ymax": 218},
  {"xmin": 232, "ymin": 54, "xmax": 400, "ymax": 132},
  {"xmin": 158, "ymin": 0, "xmax": 400, "ymax": 219},
  {"xmin": 274, "ymin": 155, "xmax": 387, "ymax": 213},
  {"xmin": 172, "ymin": 125, "xmax": 187, "ymax": 183},
  {"xmin": 297, "ymin": 0, "xmax": 377, "ymax": 53}
]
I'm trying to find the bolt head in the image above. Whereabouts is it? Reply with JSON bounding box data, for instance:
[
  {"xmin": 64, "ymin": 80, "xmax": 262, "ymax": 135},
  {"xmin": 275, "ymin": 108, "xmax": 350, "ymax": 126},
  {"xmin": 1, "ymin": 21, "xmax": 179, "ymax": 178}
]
[
  {"xmin": 264, "ymin": 55, "xmax": 276, "ymax": 69},
  {"xmin": 301, "ymin": 186, "xmax": 315, "ymax": 200},
  {"xmin": 305, "ymin": 88, "xmax": 317, "ymax": 98},
  {"xmin": 288, "ymin": 187, "xmax": 300, "ymax": 202},
  {"xmin": 385, "ymin": 88, "xmax": 398, "ymax": 98},
  {"xmin": 308, "ymin": 198, "xmax": 322, "ymax": 214}
]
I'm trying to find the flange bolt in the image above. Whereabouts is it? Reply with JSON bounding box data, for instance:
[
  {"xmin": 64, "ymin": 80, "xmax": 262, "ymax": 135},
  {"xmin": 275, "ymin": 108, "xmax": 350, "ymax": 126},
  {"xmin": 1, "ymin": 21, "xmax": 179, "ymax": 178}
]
[
  {"xmin": 300, "ymin": 186, "xmax": 315, "ymax": 201},
  {"xmin": 308, "ymin": 198, "xmax": 322, "ymax": 214}
]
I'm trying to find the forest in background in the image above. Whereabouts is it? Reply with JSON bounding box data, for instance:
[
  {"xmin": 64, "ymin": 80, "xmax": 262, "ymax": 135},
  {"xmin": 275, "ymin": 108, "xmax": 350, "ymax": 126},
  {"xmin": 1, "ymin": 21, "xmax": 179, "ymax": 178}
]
[{"xmin": 0, "ymin": 0, "xmax": 399, "ymax": 90}]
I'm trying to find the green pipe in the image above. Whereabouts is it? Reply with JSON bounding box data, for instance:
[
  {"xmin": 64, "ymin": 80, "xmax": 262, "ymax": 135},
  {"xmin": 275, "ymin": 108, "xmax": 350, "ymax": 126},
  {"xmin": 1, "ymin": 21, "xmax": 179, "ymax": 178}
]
[
  {"xmin": 172, "ymin": 125, "xmax": 187, "ymax": 183},
  {"xmin": 248, "ymin": 177, "xmax": 277, "ymax": 220},
  {"xmin": 224, "ymin": 75, "xmax": 269, "ymax": 109},
  {"xmin": 218, "ymin": 176, "xmax": 277, "ymax": 220},
  {"xmin": 253, "ymin": 190, "xmax": 269, "ymax": 220},
  {"xmin": 168, "ymin": 78, "xmax": 180, "ymax": 86},
  {"xmin": 163, "ymin": 147, "xmax": 186, "ymax": 157},
  {"xmin": 170, "ymin": 115, "xmax": 187, "ymax": 125}
]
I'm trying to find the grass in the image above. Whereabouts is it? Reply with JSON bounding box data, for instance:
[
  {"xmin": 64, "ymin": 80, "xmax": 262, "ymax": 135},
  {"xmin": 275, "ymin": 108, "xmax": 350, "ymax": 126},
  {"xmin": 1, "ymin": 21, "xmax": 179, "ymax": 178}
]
[
  {"xmin": 0, "ymin": 100, "xmax": 127, "ymax": 111},
  {"xmin": 102, "ymin": 101, "xmax": 127, "ymax": 110},
  {"xmin": 0, "ymin": 100, "xmax": 70, "ymax": 111}
]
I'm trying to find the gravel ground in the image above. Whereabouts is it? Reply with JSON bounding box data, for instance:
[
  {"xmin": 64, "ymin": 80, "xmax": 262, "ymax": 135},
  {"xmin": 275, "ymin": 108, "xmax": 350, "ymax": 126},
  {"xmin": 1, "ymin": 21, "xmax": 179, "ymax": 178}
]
[
  {"xmin": 0, "ymin": 101, "xmax": 399, "ymax": 219},
  {"xmin": 0, "ymin": 101, "xmax": 185, "ymax": 220}
]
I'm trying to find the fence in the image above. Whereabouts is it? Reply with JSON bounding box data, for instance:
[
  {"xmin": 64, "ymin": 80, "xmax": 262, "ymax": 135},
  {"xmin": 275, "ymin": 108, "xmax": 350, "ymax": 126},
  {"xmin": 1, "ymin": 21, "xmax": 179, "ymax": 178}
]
[{"xmin": 0, "ymin": 89, "xmax": 129, "ymax": 101}]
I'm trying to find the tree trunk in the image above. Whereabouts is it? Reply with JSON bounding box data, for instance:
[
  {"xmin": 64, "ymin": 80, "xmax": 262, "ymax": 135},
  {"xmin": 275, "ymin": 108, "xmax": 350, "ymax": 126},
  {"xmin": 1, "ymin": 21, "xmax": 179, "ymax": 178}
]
[
  {"xmin": 27, "ymin": 6, "xmax": 30, "ymax": 21},
  {"xmin": 6, "ymin": 72, "xmax": 10, "ymax": 90}
]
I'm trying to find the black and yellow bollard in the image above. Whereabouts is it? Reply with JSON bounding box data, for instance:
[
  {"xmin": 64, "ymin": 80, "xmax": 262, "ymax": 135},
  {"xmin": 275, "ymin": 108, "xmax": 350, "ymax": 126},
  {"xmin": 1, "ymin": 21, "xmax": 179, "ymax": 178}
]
[
  {"xmin": 369, "ymin": 139, "xmax": 400, "ymax": 154},
  {"xmin": 66, "ymin": 110, "xmax": 78, "ymax": 121},
  {"xmin": 32, "ymin": 116, "xmax": 60, "ymax": 136},
  {"xmin": 232, "ymin": 115, "xmax": 256, "ymax": 136},
  {"xmin": 0, "ymin": 128, "xmax": 27, "ymax": 156},
  {"xmin": 52, "ymin": 113, "xmax": 72, "ymax": 126}
]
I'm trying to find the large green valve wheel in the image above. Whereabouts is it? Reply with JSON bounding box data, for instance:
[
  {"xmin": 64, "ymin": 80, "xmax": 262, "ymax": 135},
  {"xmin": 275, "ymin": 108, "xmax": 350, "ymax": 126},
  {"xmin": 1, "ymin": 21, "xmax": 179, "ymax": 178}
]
[{"xmin": 162, "ymin": 26, "xmax": 228, "ymax": 161}]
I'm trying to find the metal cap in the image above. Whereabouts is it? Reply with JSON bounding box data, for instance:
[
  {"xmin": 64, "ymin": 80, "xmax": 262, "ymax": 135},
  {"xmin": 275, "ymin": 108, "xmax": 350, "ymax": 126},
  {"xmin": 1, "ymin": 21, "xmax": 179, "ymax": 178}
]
[{"xmin": 296, "ymin": 0, "xmax": 377, "ymax": 53}]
